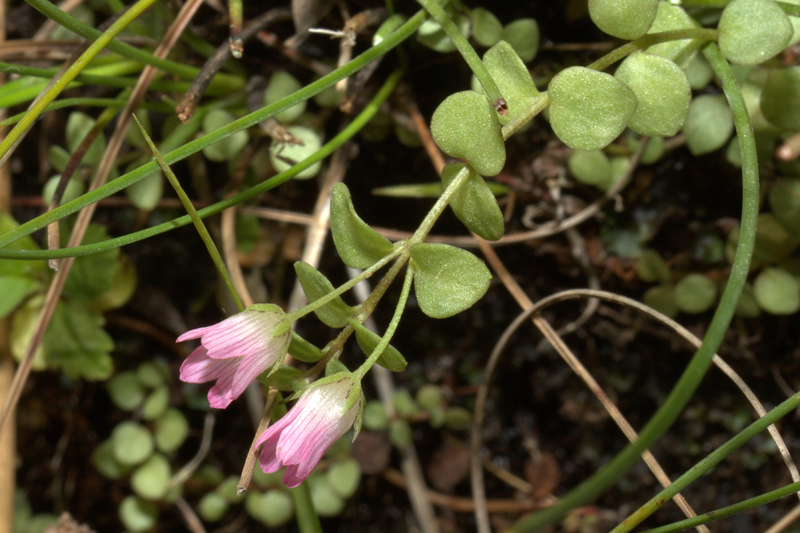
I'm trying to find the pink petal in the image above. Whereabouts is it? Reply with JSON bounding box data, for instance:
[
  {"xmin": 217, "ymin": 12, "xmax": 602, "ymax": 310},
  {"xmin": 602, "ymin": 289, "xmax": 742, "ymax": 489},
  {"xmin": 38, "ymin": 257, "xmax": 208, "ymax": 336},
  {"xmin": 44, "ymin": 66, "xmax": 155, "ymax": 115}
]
[{"xmin": 176, "ymin": 325, "xmax": 214, "ymax": 343}]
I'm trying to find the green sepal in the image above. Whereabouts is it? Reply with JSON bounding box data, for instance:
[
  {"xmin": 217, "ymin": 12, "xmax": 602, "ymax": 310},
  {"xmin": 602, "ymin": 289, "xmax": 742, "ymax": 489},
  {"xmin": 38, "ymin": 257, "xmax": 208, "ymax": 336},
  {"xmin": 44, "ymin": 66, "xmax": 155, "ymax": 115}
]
[
  {"xmin": 348, "ymin": 319, "xmax": 408, "ymax": 372},
  {"xmin": 330, "ymin": 183, "xmax": 394, "ymax": 269},
  {"xmin": 325, "ymin": 359, "xmax": 350, "ymax": 377},
  {"xmin": 441, "ymin": 163, "xmax": 505, "ymax": 241},
  {"xmin": 481, "ymin": 41, "xmax": 540, "ymax": 127},
  {"xmin": 288, "ymin": 331, "xmax": 325, "ymax": 363},
  {"xmin": 430, "ymin": 91, "xmax": 506, "ymax": 176},
  {"xmin": 294, "ymin": 261, "xmax": 354, "ymax": 327},
  {"xmin": 548, "ymin": 67, "xmax": 637, "ymax": 151},
  {"xmin": 259, "ymin": 366, "xmax": 312, "ymax": 392},
  {"xmin": 409, "ymin": 243, "xmax": 492, "ymax": 319}
]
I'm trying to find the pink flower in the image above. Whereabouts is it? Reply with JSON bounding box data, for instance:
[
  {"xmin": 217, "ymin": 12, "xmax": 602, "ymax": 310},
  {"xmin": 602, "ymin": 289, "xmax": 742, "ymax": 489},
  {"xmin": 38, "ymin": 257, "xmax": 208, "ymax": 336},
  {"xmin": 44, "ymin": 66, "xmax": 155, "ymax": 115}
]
[
  {"xmin": 256, "ymin": 373, "xmax": 364, "ymax": 488},
  {"xmin": 178, "ymin": 305, "xmax": 290, "ymax": 409}
]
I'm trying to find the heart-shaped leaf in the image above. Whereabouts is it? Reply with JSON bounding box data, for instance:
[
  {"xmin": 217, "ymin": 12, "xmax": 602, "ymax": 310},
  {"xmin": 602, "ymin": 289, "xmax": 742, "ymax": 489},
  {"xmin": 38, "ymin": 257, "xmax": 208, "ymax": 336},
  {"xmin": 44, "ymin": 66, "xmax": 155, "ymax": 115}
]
[
  {"xmin": 718, "ymin": 0, "xmax": 791, "ymax": 65},
  {"xmin": 430, "ymin": 91, "xmax": 506, "ymax": 176},
  {"xmin": 410, "ymin": 243, "xmax": 491, "ymax": 318},
  {"xmin": 761, "ymin": 67, "xmax": 800, "ymax": 130},
  {"xmin": 614, "ymin": 52, "xmax": 691, "ymax": 136},
  {"xmin": 294, "ymin": 261, "xmax": 353, "ymax": 327},
  {"xmin": 482, "ymin": 41, "xmax": 540, "ymax": 126},
  {"xmin": 548, "ymin": 67, "xmax": 637, "ymax": 150},
  {"xmin": 682, "ymin": 95, "xmax": 733, "ymax": 155},
  {"xmin": 645, "ymin": 3, "xmax": 702, "ymax": 68},
  {"xmin": 589, "ymin": 0, "xmax": 658, "ymax": 40},
  {"xmin": 349, "ymin": 319, "xmax": 407, "ymax": 372},
  {"xmin": 441, "ymin": 163, "xmax": 505, "ymax": 240},
  {"xmin": 330, "ymin": 183, "xmax": 394, "ymax": 269}
]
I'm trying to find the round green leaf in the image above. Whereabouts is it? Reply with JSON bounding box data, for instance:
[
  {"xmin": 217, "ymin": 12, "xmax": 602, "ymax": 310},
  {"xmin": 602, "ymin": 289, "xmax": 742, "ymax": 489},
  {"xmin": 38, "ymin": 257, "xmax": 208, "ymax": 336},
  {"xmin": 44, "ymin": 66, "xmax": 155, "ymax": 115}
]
[
  {"xmin": 674, "ymin": 274, "xmax": 717, "ymax": 314},
  {"xmin": 643, "ymin": 284, "xmax": 679, "ymax": 318},
  {"xmin": 471, "ymin": 7, "xmax": 503, "ymax": 47},
  {"xmin": 131, "ymin": 453, "xmax": 171, "ymax": 500},
  {"xmin": 548, "ymin": 67, "xmax": 637, "ymax": 150},
  {"xmin": 410, "ymin": 243, "xmax": 492, "ymax": 318},
  {"xmin": 735, "ymin": 283, "xmax": 762, "ymax": 318},
  {"xmin": 501, "ymin": 18, "xmax": 539, "ymax": 62},
  {"xmin": 762, "ymin": 67, "xmax": 800, "ymax": 130},
  {"xmin": 393, "ymin": 389, "xmax": 419, "ymax": 418},
  {"xmin": 251, "ymin": 490, "xmax": 294, "ymax": 526},
  {"xmin": 198, "ymin": 492, "xmax": 229, "ymax": 522},
  {"xmin": 125, "ymin": 167, "xmax": 163, "ymax": 211},
  {"xmin": 481, "ymin": 41, "xmax": 540, "ymax": 126},
  {"xmin": 637, "ymin": 249, "xmax": 671, "ymax": 283},
  {"xmin": 310, "ymin": 478, "xmax": 346, "ymax": 517},
  {"xmin": 107, "ymin": 371, "xmax": 145, "ymax": 412},
  {"xmin": 441, "ymin": 163, "xmax": 505, "ymax": 240},
  {"xmin": 136, "ymin": 360, "xmax": 169, "ymax": 388},
  {"xmin": 685, "ymin": 54, "xmax": 713, "ymax": 90},
  {"xmin": 265, "ymin": 71, "xmax": 306, "ymax": 123},
  {"xmin": 614, "ymin": 52, "xmax": 691, "ymax": 136},
  {"xmin": 444, "ymin": 406, "xmax": 472, "ymax": 430},
  {"xmin": 327, "ymin": 458, "xmax": 361, "ymax": 499},
  {"xmin": 588, "ymin": 0, "xmax": 658, "ymax": 39},
  {"xmin": 154, "ymin": 407, "xmax": 189, "ymax": 453},
  {"xmin": 754, "ymin": 267, "xmax": 800, "ymax": 314},
  {"xmin": 363, "ymin": 400, "xmax": 389, "ymax": 431},
  {"xmin": 269, "ymin": 125, "xmax": 323, "ymax": 179},
  {"xmin": 119, "ymin": 496, "xmax": 158, "ymax": 533},
  {"xmin": 568, "ymin": 150, "xmax": 611, "ymax": 187},
  {"xmin": 66, "ymin": 111, "xmax": 107, "ymax": 166},
  {"xmin": 770, "ymin": 178, "xmax": 800, "ymax": 239},
  {"xmin": 111, "ymin": 421, "xmax": 153, "ymax": 466},
  {"xmin": 718, "ymin": 0, "xmax": 791, "ymax": 65},
  {"xmin": 430, "ymin": 91, "xmax": 506, "ymax": 176},
  {"xmin": 202, "ymin": 109, "xmax": 248, "ymax": 162},
  {"xmin": 91, "ymin": 439, "xmax": 131, "ymax": 480},
  {"xmin": 644, "ymin": 3, "xmax": 701, "ymax": 67},
  {"xmin": 682, "ymin": 95, "xmax": 733, "ymax": 155},
  {"xmin": 142, "ymin": 386, "xmax": 170, "ymax": 421},
  {"xmin": 388, "ymin": 419, "xmax": 413, "ymax": 449},
  {"xmin": 43, "ymin": 175, "xmax": 85, "ymax": 206},
  {"xmin": 416, "ymin": 384, "xmax": 445, "ymax": 410}
]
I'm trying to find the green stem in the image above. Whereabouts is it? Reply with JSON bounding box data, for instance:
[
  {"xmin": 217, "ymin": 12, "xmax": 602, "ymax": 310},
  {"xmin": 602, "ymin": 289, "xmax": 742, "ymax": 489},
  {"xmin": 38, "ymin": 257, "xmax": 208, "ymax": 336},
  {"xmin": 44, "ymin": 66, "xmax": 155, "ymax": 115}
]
[
  {"xmin": 506, "ymin": 42, "xmax": 759, "ymax": 533},
  {"xmin": 354, "ymin": 262, "xmax": 414, "ymax": 380},
  {"xmin": 414, "ymin": 0, "xmax": 506, "ymax": 114},
  {"xmin": 587, "ymin": 29, "xmax": 720, "ymax": 72},
  {"xmin": 612, "ymin": 389, "xmax": 800, "ymax": 532},
  {"xmin": 133, "ymin": 115, "xmax": 244, "ymax": 313},
  {"xmin": 25, "ymin": 0, "xmax": 242, "ymax": 89},
  {"xmin": 289, "ymin": 482, "xmax": 323, "ymax": 533},
  {"xmin": 408, "ymin": 165, "xmax": 472, "ymax": 244},
  {"xmin": 501, "ymin": 93, "xmax": 550, "ymax": 140},
  {"xmin": 0, "ymin": 0, "xmax": 159, "ymax": 161},
  {"xmin": 0, "ymin": 15, "xmax": 424, "ymax": 251}
]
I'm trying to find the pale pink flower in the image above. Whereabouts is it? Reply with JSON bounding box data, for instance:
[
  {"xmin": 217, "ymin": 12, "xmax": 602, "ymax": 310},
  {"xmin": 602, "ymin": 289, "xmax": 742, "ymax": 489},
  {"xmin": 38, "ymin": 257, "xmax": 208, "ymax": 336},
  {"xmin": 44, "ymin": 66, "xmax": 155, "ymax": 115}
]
[
  {"xmin": 178, "ymin": 305, "xmax": 290, "ymax": 409},
  {"xmin": 256, "ymin": 373, "xmax": 364, "ymax": 487}
]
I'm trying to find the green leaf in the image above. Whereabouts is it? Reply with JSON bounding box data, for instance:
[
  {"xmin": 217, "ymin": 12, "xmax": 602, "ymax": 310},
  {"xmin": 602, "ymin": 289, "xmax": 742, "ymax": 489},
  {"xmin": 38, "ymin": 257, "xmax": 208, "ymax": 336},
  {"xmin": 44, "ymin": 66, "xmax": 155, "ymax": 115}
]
[
  {"xmin": 198, "ymin": 492, "xmax": 229, "ymax": 523},
  {"xmin": 91, "ymin": 439, "xmax": 132, "ymax": 480},
  {"xmin": 718, "ymin": 0, "xmax": 791, "ymax": 65},
  {"xmin": 330, "ymin": 183, "xmax": 394, "ymax": 269},
  {"xmin": 430, "ymin": 91, "xmax": 506, "ymax": 176},
  {"xmin": 568, "ymin": 150, "xmax": 612, "ymax": 187},
  {"xmin": 471, "ymin": 7, "xmax": 503, "ymax": 47},
  {"xmin": 410, "ymin": 243, "xmax": 492, "ymax": 318},
  {"xmin": 548, "ymin": 67, "xmax": 637, "ymax": 150},
  {"xmin": 10, "ymin": 296, "xmax": 47, "ymax": 370},
  {"xmin": 685, "ymin": 54, "xmax": 714, "ymax": 90},
  {"xmin": 154, "ymin": 407, "xmax": 189, "ymax": 453},
  {"xmin": 501, "ymin": 18, "xmax": 539, "ymax": 62},
  {"xmin": 326, "ymin": 458, "xmax": 361, "ymax": 499},
  {"xmin": 63, "ymin": 223, "xmax": 121, "ymax": 301},
  {"xmin": 441, "ymin": 163, "xmax": 505, "ymax": 240},
  {"xmin": 294, "ymin": 261, "xmax": 354, "ymax": 327},
  {"xmin": 761, "ymin": 67, "xmax": 800, "ymax": 130},
  {"xmin": 131, "ymin": 453, "xmax": 171, "ymax": 500},
  {"xmin": 645, "ymin": 3, "xmax": 702, "ymax": 68},
  {"xmin": 259, "ymin": 365, "xmax": 312, "ymax": 392},
  {"xmin": 246, "ymin": 490, "xmax": 294, "ymax": 527},
  {"xmin": 0, "ymin": 214, "xmax": 46, "ymax": 277},
  {"xmin": 269, "ymin": 125, "xmax": 323, "ymax": 179},
  {"xmin": 349, "ymin": 319, "xmax": 408, "ymax": 372},
  {"xmin": 111, "ymin": 421, "xmax": 154, "ymax": 466},
  {"xmin": 682, "ymin": 95, "xmax": 734, "ymax": 155},
  {"xmin": 142, "ymin": 386, "xmax": 170, "ymax": 421},
  {"xmin": 0, "ymin": 276, "xmax": 38, "ymax": 317},
  {"xmin": 614, "ymin": 52, "xmax": 691, "ymax": 136},
  {"xmin": 91, "ymin": 254, "xmax": 137, "ymax": 312},
  {"xmin": 727, "ymin": 214, "xmax": 799, "ymax": 268},
  {"xmin": 674, "ymin": 273, "xmax": 717, "ymax": 314},
  {"xmin": 66, "ymin": 111, "xmax": 107, "ymax": 166},
  {"xmin": 265, "ymin": 71, "xmax": 306, "ymax": 123},
  {"xmin": 288, "ymin": 332, "xmax": 325, "ymax": 363},
  {"xmin": 770, "ymin": 178, "xmax": 800, "ymax": 239},
  {"xmin": 125, "ymin": 161, "xmax": 164, "ymax": 211},
  {"xmin": 643, "ymin": 284, "xmax": 678, "ymax": 318},
  {"xmin": 43, "ymin": 175, "xmax": 85, "ymax": 206},
  {"xmin": 589, "ymin": 0, "xmax": 658, "ymax": 40},
  {"xmin": 310, "ymin": 477, "xmax": 346, "ymax": 517},
  {"xmin": 754, "ymin": 267, "xmax": 800, "ymax": 314},
  {"xmin": 119, "ymin": 496, "xmax": 159, "ymax": 533},
  {"xmin": 363, "ymin": 400, "xmax": 389, "ymax": 430},
  {"xmin": 202, "ymin": 109, "xmax": 249, "ymax": 162},
  {"xmin": 482, "ymin": 40, "xmax": 540, "ymax": 126},
  {"xmin": 735, "ymin": 283, "xmax": 762, "ymax": 318},
  {"xmin": 107, "ymin": 371, "xmax": 146, "ymax": 411},
  {"xmin": 416, "ymin": 14, "xmax": 470, "ymax": 53},
  {"xmin": 637, "ymin": 249, "xmax": 671, "ymax": 283},
  {"xmin": 373, "ymin": 14, "xmax": 407, "ymax": 46},
  {"xmin": 43, "ymin": 301, "xmax": 113, "ymax": 380}
]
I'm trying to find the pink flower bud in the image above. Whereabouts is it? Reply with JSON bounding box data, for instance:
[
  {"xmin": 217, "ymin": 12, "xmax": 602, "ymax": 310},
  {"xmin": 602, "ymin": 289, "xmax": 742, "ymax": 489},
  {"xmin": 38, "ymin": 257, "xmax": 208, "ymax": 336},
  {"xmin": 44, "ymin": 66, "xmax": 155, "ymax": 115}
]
[
  {"xmin": 256, "ymin": 373, "xmax": 364, "ymax": 487},
  {"xmin": 178, "ymin": 305, "xmax": 290, "ymax": 408}
]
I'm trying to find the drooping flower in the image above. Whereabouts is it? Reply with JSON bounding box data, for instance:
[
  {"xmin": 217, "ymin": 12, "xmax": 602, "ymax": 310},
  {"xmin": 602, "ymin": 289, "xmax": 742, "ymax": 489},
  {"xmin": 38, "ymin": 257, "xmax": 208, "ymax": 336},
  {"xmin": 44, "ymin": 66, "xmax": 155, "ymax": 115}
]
[
  {"xmin": 178, "ymin": 304, "xmax": 291, "ymax": 409},
  {"xmin": 256, "ymin": 372, "xmax": 364, "ymax": 488}
]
